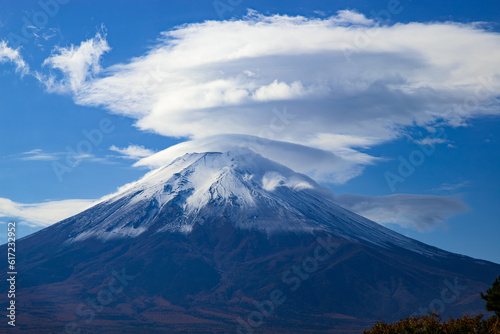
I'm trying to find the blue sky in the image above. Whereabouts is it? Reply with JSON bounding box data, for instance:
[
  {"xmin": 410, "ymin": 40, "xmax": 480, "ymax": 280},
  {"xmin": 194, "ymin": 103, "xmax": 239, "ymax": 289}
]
[{"xmin": 0, "ymin": 0, "xmax": 499, "ymax": 263}]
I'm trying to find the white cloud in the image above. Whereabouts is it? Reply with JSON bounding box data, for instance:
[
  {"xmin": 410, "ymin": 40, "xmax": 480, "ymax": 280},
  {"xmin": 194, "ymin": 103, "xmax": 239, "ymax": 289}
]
[
  {"xmin": 253, "ymin": 80, "xmax": 308, "ymax": 101},
  {"xmin": 12, "ymin": 149, "xmax": 109, "ymax": 165},
  {"xmin": 19, "ymin": 149, "xmax": 60, "ymax": 161},
  {"xmin": 331, "ymin": 9, "xmax": 374, "ymax": 25},
  {"xmin": 433, "ymin": 180, "xmax": 471, "ymax": 193},
  {"xmin": 0, "ymin": 198, "xmax": 96, "ymax": 227},
  {"xmin": 134, "ymin": 134, "xmax": 377, "ymax": 184},
  {"xmin": 38, "ymin": 31, "xmax": 110, "ymax": 93},
  {"xmin": 66, "ymin": 11, "xmax": 500, "ymax": 136},
  {"xmin": 35, "ymin": 10, "xmax": 500, "ymax": 184},
  {"xmin": 334, "ymin": 193, "xmax": 469, "ymax": 231},
  {"xmin": 109, "ymin": 145, "xmax": 156, "ymax": 160},
  {"xmin": 262, "ymin": 171, "xmax": 314, "ymax": 191},
  {"xmin": 0, "ymin": 40, "xmax": 29, "ymax": 76},
  {"xmin": 415, "ymin": 137, "xmax": 449, "ymax": 146}
]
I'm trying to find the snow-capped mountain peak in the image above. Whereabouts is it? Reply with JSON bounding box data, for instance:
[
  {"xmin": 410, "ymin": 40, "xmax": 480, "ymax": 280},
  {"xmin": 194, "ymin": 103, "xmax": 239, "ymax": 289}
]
[
  {"xmin": 52, "ymin": 149, "xmax": 447, "ymax": 258},
  {"xmin": 108, "ymin": 149, "xmax": 323, "ymax": 212},
  {"xmin": 60, "ymin": 150, "xmax": 326, "ymax": 240}
]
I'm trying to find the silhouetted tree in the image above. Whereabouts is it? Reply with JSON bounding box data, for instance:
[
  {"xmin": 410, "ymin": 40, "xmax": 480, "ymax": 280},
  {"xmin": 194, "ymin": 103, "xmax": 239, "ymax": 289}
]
[
  {"xmin": 481, "ymin": 275, "xmax": 500, "ymax": 318},
  {"xmin": 364, "ymin": 312, "xmax": 500, "ymax": 333}
]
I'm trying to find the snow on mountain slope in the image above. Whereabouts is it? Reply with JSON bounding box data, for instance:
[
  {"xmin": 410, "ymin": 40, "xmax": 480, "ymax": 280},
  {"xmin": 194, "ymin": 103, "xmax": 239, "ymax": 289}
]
[
  {"xmin": 52, "ymin": 149, "xmax": 447, "ymax": 257},
  {"xmin": 9, "ymin": 149, "xmax": 499, "ymax": 334}
]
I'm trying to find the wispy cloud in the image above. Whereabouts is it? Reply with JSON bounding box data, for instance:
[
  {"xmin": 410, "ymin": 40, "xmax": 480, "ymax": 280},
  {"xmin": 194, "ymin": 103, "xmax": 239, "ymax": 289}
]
[
  {"xmin": 0, "ymin": 40, "xmax": 29, "ymax": 76},
  {"xmin": 414, "ymin": 137, "xmax": 450, "ymax": 146},
  {"xmin": 433, "ymin": 180, "xmax": 471, "ymax": 193},
  {"xmin": 19, "ymin": 149, "xmax": 61, "ymax": 161},
  {"xmin": 334, "ymin": 193, "xmax": 469, "ymax": 231},
  {"xmin": 12, "ymin": 149, "xmax": 112, "ymax": 166},
  {"xmin": 109, "ymin": 145, "xmax": 156, "ymax": 160},
  {"xmin": 0, "ymin": 197, "xmax": 96, "ymax": 227},
  {"xmin": 37, "ymin": 30, "xmax": 110, "ymax": 93}
]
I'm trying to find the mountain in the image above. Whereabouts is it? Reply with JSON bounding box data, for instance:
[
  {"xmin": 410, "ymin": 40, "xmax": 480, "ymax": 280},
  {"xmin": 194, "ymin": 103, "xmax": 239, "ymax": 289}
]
[{"xmin": 2, "ymin": 149, "xmax": 499, "ymax": 333}]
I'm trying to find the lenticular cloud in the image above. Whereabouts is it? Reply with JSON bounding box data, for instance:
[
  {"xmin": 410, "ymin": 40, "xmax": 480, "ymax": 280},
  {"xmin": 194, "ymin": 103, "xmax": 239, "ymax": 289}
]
[{"xmin": 39, "ymin": 10, "xmax": 500, "ymax": 182}]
